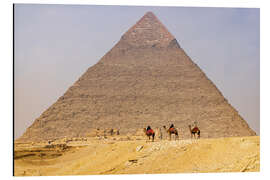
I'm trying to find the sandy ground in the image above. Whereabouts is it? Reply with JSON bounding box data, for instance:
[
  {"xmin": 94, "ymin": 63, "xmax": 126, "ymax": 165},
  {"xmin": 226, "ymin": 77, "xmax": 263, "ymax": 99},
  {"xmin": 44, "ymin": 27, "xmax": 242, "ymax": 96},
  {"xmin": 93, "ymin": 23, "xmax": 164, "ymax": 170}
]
[{"xmin": 14, "ymin": 135, "xmax": 259, "ymax": 176}]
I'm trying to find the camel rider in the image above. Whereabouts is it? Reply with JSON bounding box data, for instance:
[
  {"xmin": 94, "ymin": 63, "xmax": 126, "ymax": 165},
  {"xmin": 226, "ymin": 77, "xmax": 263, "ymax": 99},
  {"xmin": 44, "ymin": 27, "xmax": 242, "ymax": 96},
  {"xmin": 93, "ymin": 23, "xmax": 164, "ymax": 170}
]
[
  {"xmin": 170, "ymin": 124, "xmax": 174, "ymax": 129},
  {"xmin": 146, "ymin": 126, "xmax": 154, "ymax": 135}
]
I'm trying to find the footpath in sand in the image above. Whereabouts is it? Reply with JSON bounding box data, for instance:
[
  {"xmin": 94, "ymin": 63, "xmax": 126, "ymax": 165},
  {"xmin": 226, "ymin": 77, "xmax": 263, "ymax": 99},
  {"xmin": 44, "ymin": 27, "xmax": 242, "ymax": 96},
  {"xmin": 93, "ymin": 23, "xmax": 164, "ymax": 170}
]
[{"xmin": 14, "ymin": 136, "xmax": 260, "ymax": 176}]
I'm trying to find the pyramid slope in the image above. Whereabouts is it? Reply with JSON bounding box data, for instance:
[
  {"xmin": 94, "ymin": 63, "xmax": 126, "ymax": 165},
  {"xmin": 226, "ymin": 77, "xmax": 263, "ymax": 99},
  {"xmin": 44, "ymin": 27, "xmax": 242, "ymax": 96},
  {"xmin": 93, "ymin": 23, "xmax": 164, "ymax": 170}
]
[{"xmin": 18, "ymin": 12, "xmax": 256, "ymax": 142}]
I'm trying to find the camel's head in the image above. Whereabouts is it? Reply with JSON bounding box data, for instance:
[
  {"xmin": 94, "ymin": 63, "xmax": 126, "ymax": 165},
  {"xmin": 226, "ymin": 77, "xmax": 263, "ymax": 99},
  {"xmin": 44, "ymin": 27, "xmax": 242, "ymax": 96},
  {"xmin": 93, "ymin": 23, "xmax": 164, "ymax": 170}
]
[
  {"xmin": 163, "ymin": 125, "xmax": 166, "ymax": 129},
  {"xmin": 143, "ymin": 128, "xmax": 147, "ymax": 133}
]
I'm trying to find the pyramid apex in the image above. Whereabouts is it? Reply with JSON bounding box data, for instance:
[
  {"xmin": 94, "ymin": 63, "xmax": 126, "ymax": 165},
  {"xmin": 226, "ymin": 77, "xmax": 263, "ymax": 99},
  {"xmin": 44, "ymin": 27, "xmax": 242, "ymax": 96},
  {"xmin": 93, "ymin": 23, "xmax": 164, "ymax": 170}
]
[
  {"xmin": 144, "ymin": 11, "xmax": 155, "ymax": 16},
  {"xmin": 146, "ymin": 11, "xmax": 154, "ymax": 14},
  {"xmin": 120, "ymin": 11, "xmax": 179, "ymax": 48},
  {"xmin": 141, "ymin": 11, "xmax": 159, "ymax": 21}
]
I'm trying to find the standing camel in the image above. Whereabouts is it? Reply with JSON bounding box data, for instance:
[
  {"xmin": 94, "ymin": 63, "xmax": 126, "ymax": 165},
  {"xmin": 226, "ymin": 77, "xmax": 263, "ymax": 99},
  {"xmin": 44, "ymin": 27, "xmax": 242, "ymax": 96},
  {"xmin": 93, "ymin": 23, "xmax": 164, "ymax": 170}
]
[
  {"xmin": 163, "ymin": 124, "xmax": 179, "ymax": 140},
  {"xmin": 143, "ymin": 126, "xmax": 155, "ymax": 142},
  {"xmin": 188, "ymin": 124, "xmax": 200, "ymax": 139}
]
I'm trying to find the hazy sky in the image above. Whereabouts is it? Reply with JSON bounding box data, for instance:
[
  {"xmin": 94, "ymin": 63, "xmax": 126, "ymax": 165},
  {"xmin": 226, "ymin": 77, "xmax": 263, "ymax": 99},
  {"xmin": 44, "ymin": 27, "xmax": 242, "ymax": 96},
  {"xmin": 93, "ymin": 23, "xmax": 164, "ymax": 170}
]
[{"xmin": 14, "ymin": 4, "xmax": 260, "ymax": 139}]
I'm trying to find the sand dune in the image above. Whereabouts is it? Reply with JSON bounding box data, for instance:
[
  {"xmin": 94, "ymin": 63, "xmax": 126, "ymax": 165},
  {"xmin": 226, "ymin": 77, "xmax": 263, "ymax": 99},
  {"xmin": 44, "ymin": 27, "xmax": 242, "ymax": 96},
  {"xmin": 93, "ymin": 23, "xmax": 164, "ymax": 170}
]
[{"xmin": 14, "ymin": 135, "xmax": 259, "ymax": 176}]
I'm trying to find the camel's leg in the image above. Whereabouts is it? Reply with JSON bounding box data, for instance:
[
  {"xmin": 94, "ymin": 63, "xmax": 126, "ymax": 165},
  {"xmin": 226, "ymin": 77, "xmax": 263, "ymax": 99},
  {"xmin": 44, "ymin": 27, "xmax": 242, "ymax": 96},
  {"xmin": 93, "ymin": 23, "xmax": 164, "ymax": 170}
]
[{"xmin": 146, "ymin": 135, "xmax": 150, "ymax": 142}]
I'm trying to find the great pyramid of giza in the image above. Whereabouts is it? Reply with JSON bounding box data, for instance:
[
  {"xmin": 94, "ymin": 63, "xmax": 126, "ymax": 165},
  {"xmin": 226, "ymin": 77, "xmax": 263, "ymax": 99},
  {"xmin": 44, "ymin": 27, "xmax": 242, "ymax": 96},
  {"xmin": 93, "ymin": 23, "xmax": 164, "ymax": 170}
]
[{"xmin": 18, "ymin": 12, "xmax": 256, "ymax": 142}]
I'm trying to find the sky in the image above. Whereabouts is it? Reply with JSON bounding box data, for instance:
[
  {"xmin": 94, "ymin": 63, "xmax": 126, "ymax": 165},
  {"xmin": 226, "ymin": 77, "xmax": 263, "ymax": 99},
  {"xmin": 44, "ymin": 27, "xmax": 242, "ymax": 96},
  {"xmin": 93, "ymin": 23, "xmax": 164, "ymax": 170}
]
[{"xmin": 14, "ymin": 4, "xmax": 260, "ymax": 139}]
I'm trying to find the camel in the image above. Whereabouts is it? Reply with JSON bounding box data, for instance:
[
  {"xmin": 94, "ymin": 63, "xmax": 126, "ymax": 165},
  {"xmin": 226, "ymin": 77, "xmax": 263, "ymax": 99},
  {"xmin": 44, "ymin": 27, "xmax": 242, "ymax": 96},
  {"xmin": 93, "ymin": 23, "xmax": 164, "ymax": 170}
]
[
  {"xmin": 143, "ymin": 126, "xmax": 155, "ymax": 142},
  {"xmin": 188, "ymin": 124, "xmax": 200, "ymax": 139},
  {"xmin": 163, "ymin": 124, "xmax": 179, "ymax": 140}
]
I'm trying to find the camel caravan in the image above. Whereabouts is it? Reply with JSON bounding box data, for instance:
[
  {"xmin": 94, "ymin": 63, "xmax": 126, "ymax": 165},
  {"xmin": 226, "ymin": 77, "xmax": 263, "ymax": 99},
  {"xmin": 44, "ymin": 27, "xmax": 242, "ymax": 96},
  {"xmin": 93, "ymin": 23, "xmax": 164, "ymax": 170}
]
[
  {"xmin": 81, "ymin": 122, "xmax": 201, "ymax": 143},
  {"xmin": 143, "ymin": 122, "xmax": 201, "ymax": 142},
  {"xmin": 44, "ymin": 123, "xmax": 200, "ymax": 146}
]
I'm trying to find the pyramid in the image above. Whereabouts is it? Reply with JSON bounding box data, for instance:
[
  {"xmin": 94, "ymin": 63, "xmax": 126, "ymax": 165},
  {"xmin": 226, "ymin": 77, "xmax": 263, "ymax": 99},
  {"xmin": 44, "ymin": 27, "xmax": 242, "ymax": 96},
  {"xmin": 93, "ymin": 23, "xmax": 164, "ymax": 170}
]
[{"xmin": 18, "ymin": 12, "xmax": 256, "ymax": 142}]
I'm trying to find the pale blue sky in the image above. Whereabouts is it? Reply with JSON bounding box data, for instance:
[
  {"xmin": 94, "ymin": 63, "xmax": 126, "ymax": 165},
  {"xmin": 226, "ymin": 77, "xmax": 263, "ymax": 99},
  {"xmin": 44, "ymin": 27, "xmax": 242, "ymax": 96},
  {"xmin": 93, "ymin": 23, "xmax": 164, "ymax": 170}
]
[{"xmin": 14, "ymin": 4, "xmax": 260, "ymax": 138}]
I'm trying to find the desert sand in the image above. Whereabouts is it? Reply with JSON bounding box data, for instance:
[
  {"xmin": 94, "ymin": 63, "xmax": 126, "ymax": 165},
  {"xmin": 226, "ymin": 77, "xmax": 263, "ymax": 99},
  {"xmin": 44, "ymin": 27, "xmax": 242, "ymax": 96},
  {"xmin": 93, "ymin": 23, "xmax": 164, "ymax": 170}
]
[{"xmin": 14, "ymin": 135, "xmax": 259, "ymax": 176}]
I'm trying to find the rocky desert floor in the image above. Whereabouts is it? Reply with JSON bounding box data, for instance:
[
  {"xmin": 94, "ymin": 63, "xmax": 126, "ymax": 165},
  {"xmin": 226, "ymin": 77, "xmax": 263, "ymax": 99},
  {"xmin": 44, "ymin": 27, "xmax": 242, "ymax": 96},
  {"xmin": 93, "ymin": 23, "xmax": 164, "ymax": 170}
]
[{"xmin": 14, "ymin": 135, "xmax": 259, "ymax": 176}]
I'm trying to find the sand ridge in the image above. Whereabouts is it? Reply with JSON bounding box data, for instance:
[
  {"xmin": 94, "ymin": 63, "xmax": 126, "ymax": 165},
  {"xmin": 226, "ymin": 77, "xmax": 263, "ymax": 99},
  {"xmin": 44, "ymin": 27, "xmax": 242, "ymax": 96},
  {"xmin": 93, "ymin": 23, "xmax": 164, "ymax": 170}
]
[{"xmin": 14, "ymin": 135, "xmax": 260, "ymax": 176}]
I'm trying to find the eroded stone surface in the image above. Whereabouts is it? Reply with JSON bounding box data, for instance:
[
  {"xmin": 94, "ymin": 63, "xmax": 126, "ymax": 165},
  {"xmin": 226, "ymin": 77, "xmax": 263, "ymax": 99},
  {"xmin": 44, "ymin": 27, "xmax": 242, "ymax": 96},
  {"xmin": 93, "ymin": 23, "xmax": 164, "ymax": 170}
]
[{"xmin": 120, "ymin": 12, "xmax": 176, "ymax": 48}]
